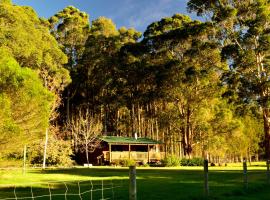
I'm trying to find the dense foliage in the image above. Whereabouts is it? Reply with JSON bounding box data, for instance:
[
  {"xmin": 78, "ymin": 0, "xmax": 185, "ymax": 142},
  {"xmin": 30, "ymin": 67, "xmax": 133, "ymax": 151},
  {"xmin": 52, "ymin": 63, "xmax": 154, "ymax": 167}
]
[
  {"xmin": 28, "ymin": 135, "xmax": 73, "ymax": 166},
  {"xmin": 0, "ymin": 48, "xmax": 53, "ymax": 155},
  {"xmin": 0, "ymin": 0, "xmax": 269, "ymax": 166},
  {"xmin": 0, "ymin": 1, "xmax": 71, "ymax": 165}
]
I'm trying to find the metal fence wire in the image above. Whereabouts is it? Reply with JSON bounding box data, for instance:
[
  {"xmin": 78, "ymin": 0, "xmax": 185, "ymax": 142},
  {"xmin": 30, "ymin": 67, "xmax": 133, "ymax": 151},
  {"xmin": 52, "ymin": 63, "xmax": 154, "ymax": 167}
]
[{"xmin": 0, "ymin": 179, "xmax": 126, "ymax": 200}]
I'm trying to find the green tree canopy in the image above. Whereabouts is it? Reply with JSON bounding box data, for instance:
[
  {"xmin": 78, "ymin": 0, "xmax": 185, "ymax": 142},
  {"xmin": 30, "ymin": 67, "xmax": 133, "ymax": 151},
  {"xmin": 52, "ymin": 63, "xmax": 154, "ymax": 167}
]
[
  {"xmin": 49, "ymin": 6, "xmax": 90, "ymax": 70},
  {"xmin": 0, "ymin": 2, "xmax": 70, "ymax": 96},
  {"xmin": 188, "ymin": 0, "xmax": 270, "ymax": 158},
  {"xmin": 0, "ymin": 48, "xmax": 53, "ymax": 156}
]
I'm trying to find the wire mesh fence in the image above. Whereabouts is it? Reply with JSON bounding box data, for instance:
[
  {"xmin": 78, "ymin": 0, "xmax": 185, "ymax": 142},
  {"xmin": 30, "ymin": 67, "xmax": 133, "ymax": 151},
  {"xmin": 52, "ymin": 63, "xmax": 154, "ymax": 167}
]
[
  {"xmin": 2, "ymin": 163, "xmax": 269, "ymax": 200},
  {"xmin": 0, "ymin": 179, "xmax": 127, "ymax": 200}
]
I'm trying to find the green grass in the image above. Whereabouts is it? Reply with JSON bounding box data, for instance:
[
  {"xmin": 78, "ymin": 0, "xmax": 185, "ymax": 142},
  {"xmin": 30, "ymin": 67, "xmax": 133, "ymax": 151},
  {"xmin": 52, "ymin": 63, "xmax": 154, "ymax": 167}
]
[{"xmin": 0, "ymin": 163, "xmax": 270, "ymax": 200}]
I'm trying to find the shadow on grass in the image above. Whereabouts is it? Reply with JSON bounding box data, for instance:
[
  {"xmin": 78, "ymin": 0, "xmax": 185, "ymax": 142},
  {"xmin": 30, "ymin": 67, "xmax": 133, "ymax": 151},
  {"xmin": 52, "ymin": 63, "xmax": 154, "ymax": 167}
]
[
  {"xmin": 1, "ymin": 168, "xmax": 269, "ymax": 200},
  {"xmin": 0, "ymin": 179, "xmax": 129, "ymax": 200}
]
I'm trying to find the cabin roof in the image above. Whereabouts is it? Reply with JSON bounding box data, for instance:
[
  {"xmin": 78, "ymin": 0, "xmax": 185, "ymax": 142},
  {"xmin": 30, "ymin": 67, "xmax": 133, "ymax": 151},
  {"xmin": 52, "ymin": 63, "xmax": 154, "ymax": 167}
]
[{"xmin": 100, "ymin": 136, "xmax": 162, "ymax": 145}]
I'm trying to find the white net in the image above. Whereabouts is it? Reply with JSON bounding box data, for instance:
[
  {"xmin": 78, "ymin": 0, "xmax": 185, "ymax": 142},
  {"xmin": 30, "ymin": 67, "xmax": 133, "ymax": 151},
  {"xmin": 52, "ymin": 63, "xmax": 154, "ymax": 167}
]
[{"xmin": 0, "ymin": 179, "xmax": 126, "ymax": 200}]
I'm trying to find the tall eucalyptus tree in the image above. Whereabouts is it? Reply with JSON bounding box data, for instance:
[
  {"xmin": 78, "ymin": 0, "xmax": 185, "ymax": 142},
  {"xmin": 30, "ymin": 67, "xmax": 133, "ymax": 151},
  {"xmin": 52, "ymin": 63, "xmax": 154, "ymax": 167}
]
[{"xmin": 188, "ymin": 0, "xmax": 270, "ymax": 158}]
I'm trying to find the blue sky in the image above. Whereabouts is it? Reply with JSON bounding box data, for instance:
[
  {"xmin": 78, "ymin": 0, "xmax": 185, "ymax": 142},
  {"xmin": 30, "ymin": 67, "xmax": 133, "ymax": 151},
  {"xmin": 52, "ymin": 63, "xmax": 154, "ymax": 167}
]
[{"xmin": 13, "ymin": 0, "xmax": 199, "ymax": 33}]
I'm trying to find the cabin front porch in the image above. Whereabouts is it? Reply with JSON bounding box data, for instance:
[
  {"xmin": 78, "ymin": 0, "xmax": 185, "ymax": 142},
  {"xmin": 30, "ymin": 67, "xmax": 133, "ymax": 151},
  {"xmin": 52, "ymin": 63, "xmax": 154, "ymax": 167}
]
[
  {"xmin": 103, "ymin": 146, "xmax": 165, "ymax": 163},
  {"xmin": 100, "ymin": 136, "xmax": 165, "ymax": 164}
]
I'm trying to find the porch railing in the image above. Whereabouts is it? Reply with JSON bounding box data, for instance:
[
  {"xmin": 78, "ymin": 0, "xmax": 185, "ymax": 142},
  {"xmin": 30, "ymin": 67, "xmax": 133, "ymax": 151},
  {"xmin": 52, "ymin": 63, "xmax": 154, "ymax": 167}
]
[{"xmin": 103, "ymin": 151, "xmax": 165, "ymax": 162}]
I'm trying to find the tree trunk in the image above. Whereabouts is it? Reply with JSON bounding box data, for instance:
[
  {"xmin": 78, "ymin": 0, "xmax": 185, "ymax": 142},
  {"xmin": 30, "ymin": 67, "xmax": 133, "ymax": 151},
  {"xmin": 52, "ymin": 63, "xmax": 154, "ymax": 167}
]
[
  {"xmin": 137, "ymin": 104, "xmax": 141, "ymax": 137},
  {"xmin": 85, "ymin": 143, "xmax": 89, "ymax": 165},
  {"xmin": 67, "ymin": 90, "xmax": 70, "ymax": 122},
  {"xmin": 263, "ymin": 108, "xmax": 270, "ymax": 159},
  {"xmin": 116, "ymin": 110, "xmax": 119, "ymax": 135},
  {"xmin": 23, "ymin": 144, "xmax": 27, "ymax": 174},
  {"xmin": 131, "ymin": 104, "xmax": 135, "ymax": 136},
  {"xmin": 186, "ymin": 106, "xmax": 192, "ymax": 157},
  {"xmin": 42, "ymin": 128, "xmax": 49, "ymax": 169},
  {"xmin": 181, "ymin": 127, "xmax": 186, "ymax": 156}
]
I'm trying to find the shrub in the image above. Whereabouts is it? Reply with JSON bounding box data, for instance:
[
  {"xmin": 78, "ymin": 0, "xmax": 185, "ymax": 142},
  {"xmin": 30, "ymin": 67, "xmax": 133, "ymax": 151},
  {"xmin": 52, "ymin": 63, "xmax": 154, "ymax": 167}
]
[
  {"xmin": 162, "ymin": 155, "xmax": 181, "ymax": 167},
  {"xmin": 0, "ymin": 134, "xmax": 74, "ymax": 167},
  {"xmin": 111, "ymin": 160, "xmax": 121, "ymax": 166},
  {"xmin": 119, "ymin": 159, "xmax": 136, "ymax": 167},
  {"xmin": 142, "ymin": 163, "xmax": 150, "ymax": 167},
  {"xmin": 28, "ymin": 135, "xmax": 73, "ymax": 167},
  {"xmin": 149, "ymin": 161, "xmax": 164, "ymax": 167},
  {"xmin": 180, "ymin": 158, "xmax": 189, "ymax": 166},
  {"xmin": 190, "ymin": 157, "xmax": 204, "ymax": 166},
  {"xmin": 140, "ymin": 160, "xmax": 150, "ymax": 167},
  {"xmin": 0, "ymin": 158, "xmax": 22, "ymax": 168},
  {"xmin": 180, "ymin": 157, "xmax": 204, "ymax": 166}
]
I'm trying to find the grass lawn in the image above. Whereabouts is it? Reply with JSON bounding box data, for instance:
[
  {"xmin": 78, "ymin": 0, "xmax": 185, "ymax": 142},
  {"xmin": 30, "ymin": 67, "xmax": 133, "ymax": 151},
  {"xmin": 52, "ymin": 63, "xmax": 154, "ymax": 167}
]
[{"xmin": 0, "ymin": 163, "xmax": 270, "ymax": 200}]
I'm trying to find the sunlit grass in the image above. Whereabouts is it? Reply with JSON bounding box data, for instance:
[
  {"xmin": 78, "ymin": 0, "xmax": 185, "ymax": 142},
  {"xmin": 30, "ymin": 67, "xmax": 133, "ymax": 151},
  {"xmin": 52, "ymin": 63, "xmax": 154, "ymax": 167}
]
[{"xmin": 0, "ymin": 162, "xmax": 269, "ymax": 199}]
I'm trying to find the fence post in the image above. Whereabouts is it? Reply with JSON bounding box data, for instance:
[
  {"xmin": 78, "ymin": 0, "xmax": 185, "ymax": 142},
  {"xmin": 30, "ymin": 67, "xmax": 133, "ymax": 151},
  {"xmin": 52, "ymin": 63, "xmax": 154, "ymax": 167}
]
[
  {"xmin": 23, "ymin": 144, "xmax": 27, "ymax": 175},
  {"xmin": 243, "ymin": 158, "xmax": 248, "ymax": 190},
  {"xmin": 267, "ymin": 160, "xmax": 270, "ymax": 184},
  {"xmin": 204, "ymin": 159, "xmax": 209, "ymax": 197},
  {"xmin": 129, "ymin": 166, "xmax": 137, "ymax": 200}
]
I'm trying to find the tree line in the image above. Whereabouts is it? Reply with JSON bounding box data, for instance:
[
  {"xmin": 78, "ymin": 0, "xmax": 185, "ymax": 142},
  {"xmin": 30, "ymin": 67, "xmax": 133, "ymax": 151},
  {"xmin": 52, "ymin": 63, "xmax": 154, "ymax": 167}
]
[{"xmin": 0, "ymin": 0, "xmax": 269, "ymax": 165}]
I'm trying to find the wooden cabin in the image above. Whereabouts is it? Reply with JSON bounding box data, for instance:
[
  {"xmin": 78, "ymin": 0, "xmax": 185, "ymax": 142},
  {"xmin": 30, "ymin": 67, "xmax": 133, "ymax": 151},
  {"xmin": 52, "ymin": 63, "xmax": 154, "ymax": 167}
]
[{"xmin": 99, "ymin": 136, "xmax": 165, "ymax": 164}]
